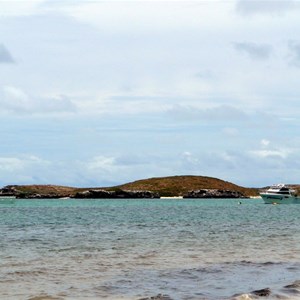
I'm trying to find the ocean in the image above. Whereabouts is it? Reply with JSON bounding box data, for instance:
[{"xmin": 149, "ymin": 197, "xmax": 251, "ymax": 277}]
[{"xmin": 0, "ymin": 197, "xmax": 300, "ymax": 300}]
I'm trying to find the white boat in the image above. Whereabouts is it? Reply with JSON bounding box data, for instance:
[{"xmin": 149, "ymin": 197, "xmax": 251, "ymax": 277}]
[{"xmin": 260, "ymin": 184, "xmax": 300, "ymax": 204}]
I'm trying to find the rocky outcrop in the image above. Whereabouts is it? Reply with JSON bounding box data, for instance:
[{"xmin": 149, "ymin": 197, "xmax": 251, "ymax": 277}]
[
  {"xmin": 0, "ymin": 185, "xmax": 160, "ymax": 199},
  {"xmin": 71, "ymin": 190, "xmax": 109, "ymax": 199},
  {"xmin": 251, "ymin": 288, "xmax": 271, "ymax": 297},
  {"xmin": 16, "ymin": 193, "xmax": 63, "ymax": 199},
  {"xmin": 0, "ymin": 185, "xmax": 18, "ymax": 196},
  {"xmin": 183, "ymin": 189, "xmax": 245, "ymax": 198},
  {"xmin": 0, "ymin": 185, "xmax": 67, "ymax": 199},
  {"xmin": 1, "ymin": 185, "xmax": 247, "ymax": 199},
  {"xmin": 139, "ymin": 294, "xmax": 173, "ymax": 300},
  {"xmin": 71, "ymin": 189, "xmax": 160, "ymax": 199}
]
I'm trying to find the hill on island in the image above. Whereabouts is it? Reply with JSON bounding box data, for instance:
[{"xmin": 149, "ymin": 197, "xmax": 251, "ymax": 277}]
[
  {"xmin": 114, "ymin": 175, "xmax": 258, "ymax": 197},
  {"xmin": 0, "ymin": 175, "xmax": 259, "ymax": 198}
]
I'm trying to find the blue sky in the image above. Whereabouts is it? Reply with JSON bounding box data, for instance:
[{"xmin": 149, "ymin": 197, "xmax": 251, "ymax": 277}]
[{"xmin": 1, "ymin": 0, "xmax": 300, "ymax": 187}]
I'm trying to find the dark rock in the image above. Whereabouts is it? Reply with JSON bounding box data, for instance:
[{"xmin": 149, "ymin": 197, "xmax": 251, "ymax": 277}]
[
  {"xmin": 252, "ymin": 288, "xmax": 271, "ymax": 297},
  {"xmin": 0, "ymin": 185, "xmax": 63, "ymax": 199},
  {"xmin": 116, "ymin": 190, "xmax": 160, "ymax": 198},
  {"xmin": 0, "ymin": 185, "xmax": 18, "ymax": 196},
  {"xmin": 72, "ymin": 189, "xmax": 113, "ymax": 199},
  {"xmin": 13, "ymin": 188, "xmax": 159, "ymax": 199},
  {"xmin": 17, "ymin": 193, "xmax": 62, "ymax": 199},
  {"xmin": 72, "ymin": 189, "xmax": 160, "ymax": 199},
  {"xmin": 284, "ymin": 280, "xmax": 300, "ymax": 289},
  {"xmin": 183, "ymin": 189, "xmax": 245, "ymax": 198},
  {"xmin": 138, "ymin": 294, "xmax": 173, "ymax": 300}
]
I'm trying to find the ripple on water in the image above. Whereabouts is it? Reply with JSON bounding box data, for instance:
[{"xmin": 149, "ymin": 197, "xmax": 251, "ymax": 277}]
[{"xmin": 1, "ymin": 198, "xmax": 300, "ymax": 299}]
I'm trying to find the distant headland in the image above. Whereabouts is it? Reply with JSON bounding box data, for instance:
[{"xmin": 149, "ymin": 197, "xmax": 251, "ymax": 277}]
[{"xmin": 0, "ymin": 175, "xmax": 263, "ymax": 199}]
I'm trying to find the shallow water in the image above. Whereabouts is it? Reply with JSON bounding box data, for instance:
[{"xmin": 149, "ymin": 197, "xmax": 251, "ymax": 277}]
[{"xmin": 0, "ymin": 198, "xmax": 300, "ymax": 299}]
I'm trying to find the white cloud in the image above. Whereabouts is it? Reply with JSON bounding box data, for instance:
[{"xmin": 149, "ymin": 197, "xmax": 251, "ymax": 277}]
[
  {"xmin": 249, "ymin": 139, "xmax": 293, "ymax": 159},
  {"xmin": 167, "ymin": 104, "xmax": 248, "ymax": 121},
  {"xmin": 76, "ymin": 94, "xmax": 170, "ymax": 116},
  {"xmin": 236, "ymin": 0, "xmax": 299, "ymax": 16},
  {"xmin": 84, "ymin": 154, "xmax": 145, "ymax": 184},
  {"xmin": 261, "ymin": 139, "xmax": 270, "ymax": 147},
  {"xmin": 81, "ymin": 153, "xmax": 178, "ymax": 187},
  {"xmin": 182, "ymin": 151, "xmax": 199, "ymax": 165},
  {"xmin": 0, "ymin": 157, "xmax": 24, "ymax": 172},
  {"xmin": 86, "ymin": 155, "xmax": 116, "ymax": 171},
  {"xmin": 0, "ymin": 0, "xmax": 44, "ymax": 17},
  {"xmin": 0, "ymin": 155, "xmax": 50, "ymax": 172},
  {"xmin": 250, "ymin": 149, "xmax": 289, "ymax": 159},
  {"xmin": 54, "ymin": 1, "xmax": 232, "ymax": 33},
  {"xmin": 0, "ymin": 86, "xmax": 77, "ymax": 115},
  {"xmin": 177, "ymin": 147, "xmax": 300, "ymax": 186}
]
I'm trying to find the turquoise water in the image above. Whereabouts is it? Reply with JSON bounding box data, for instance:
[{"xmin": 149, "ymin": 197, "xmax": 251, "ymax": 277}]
[{"xmin": 0, "ymin": 198, "xmax": 300, "ymax": 299}]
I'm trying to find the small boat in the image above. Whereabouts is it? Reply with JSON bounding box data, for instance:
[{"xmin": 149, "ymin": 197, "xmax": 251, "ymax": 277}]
[{"xmin": 260, "ymin": 184, "xmax": 300, "ymax": 204}]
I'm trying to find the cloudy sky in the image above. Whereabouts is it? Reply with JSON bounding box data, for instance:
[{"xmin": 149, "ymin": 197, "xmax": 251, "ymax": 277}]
[{"xmin": 1, "ymin": 0, "xmax": 300, "ymax": 188}]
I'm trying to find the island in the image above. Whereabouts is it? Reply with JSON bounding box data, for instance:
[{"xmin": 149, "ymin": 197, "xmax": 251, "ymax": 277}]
[{"xmin": 0, "ymin": 175, "xmax": 261, "ymax": 199}]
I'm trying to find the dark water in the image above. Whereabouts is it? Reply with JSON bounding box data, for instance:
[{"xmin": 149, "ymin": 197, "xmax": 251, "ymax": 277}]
[{"xmin": 0, "ymin": 198, "xmax": 300, "ymax": 299}]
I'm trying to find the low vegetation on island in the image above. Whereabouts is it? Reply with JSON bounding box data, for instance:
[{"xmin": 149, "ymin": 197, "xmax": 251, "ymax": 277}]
[
  {"xmin": 0, "ymin": 175, "xmax": 260, "ymax": 199},
  {"xmin": 115, "ymin": 175, "xmax": 258, "ymax": 197}
]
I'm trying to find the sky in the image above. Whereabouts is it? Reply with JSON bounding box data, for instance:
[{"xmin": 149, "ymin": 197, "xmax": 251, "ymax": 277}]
[{"xmin": 1, "ymin": 0, "xmax": 300, "ymax": 188}]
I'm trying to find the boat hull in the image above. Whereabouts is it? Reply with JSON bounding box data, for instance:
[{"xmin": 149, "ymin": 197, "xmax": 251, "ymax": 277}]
[{"xmin": 260, "ymin": 193, "xmax": 300, "ymax": 204}]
